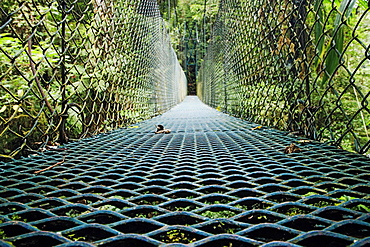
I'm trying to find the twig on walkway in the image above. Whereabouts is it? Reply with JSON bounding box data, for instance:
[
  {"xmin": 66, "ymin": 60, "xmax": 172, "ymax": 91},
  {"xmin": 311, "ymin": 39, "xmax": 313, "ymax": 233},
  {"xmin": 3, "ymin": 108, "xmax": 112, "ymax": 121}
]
[{"xmin": 34, "ymin": 156, "xmax": 65, "ymax": 174}]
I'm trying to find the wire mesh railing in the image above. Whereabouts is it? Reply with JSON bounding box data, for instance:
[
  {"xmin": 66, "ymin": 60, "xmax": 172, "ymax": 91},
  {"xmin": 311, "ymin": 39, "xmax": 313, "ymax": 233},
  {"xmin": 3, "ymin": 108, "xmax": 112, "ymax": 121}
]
[
  {"xmin": 0, "ymin": 0, "xmax": 187, "ymax": 159},
  {"xmin": 198, "ymin": 0, "xmax": 370, "ymax": 156}
]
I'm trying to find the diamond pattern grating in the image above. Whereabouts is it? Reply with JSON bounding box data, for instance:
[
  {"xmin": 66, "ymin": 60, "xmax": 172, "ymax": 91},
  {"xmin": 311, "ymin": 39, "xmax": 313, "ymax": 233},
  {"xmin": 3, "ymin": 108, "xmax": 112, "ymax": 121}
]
[{"xmin": 1, "ymin": 96, "xmax": 370, "ymax": 247}]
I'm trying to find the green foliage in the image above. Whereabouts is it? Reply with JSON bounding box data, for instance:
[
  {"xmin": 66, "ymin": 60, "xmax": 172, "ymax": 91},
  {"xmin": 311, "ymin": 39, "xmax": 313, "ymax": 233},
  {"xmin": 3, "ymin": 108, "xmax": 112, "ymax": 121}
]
[
  {"xmin": 158, "ymin": 0, "xmax": 219, "ymax": 92},
  {"xmin": 135, "ymin": 214, "xmax": 146, "ymax": 218},
  {"xmin": 337, "ymin": 195, "xmax": 370, "ymax": 212},
  {"xmin": 0, "ymin": 229, "xmax": 7, "ymax": 239},
  {"xmin": 1, "ymin": 0, "xmax": 188, "ymax": 157},
  {"xmin": 303, "ymin": 193, "xmax": 370, "ymax": 212},
  {"xmin": 285, "ymin": 207, "xmax": 307, "ymax": 216},
  {"xmin": 173, "ymin": 206, "xmax": 194, "ymax": 211},
  {"xmin": 311, "ymin": 201, "xmax": 336, "ymax": 207},
  {"xmin": 10, "ymin": 214, "xmax": 21, "ymax": 221},
  {"xmin": 160, "ymin": 229, "xmax": 197, "ymax": 243},
  {"xmin": 353, "ymin": 204, "xmax": 370, "ymax": 212},
  {"xmin": 198, "ymin": 0, "xmax": 370, "ymax": 155},
  {"xmin": 203, "ymin": 199, "xmax": 232, "ymax": 204},
  {"xmin": 234, "ymin": 203, "xmax": 270, "ymax": 210},
  {"xmin": 135, "ymin": 211, "xmax": 160, "ymax": 218},
  {"xmin": 109, "ymin": 195, "xmax": 130, "ymax": 200},
  {"xmin": 338, "ymin": 195, "xmax": 358, "ymax": 202},
  {"xmin": 98, "ymin": 205, "xmax": 122, "ymax": 211},
  {"xmin": 303, "ymin": 0, "xmax": 369, "ymax": 153},
  {"xmin": 65, "ymin": 209, "xmax": 90, "ymax": 217},
  {"xmin": 67, "ymin": 234, "xmax": 86, "ymax": 241},
  {"xmin": 316, "ymin": 0, "xmax": 357, "ymax": 86},
  {"xmin": 0, "ymin": 1, "xmax": 64, "ymax": 156},
  {"xmin": 212, "ymin": 221, "xmax": 237, "ymax": 234},
  {"xmin": 200, "ymin": 210, "xmax": 237, "ymax": 219},
  {"xmin": 303, "ymin": 192, "xmax": 320, "ymax": 197}
]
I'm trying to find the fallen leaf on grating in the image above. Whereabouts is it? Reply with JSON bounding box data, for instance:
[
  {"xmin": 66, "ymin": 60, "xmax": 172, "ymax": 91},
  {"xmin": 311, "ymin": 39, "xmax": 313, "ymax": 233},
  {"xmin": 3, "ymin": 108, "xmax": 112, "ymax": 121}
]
[
  {"xmin": 155, "ymin": 124, "xmax": 171, "ymax": 134},
  {"xmin": 128, "ymin": 126, "xmax": 139, "ymax": 128},
  {"xmin": 284, "ymin": 143, "xmax": 301, "ymax": 154},
  {"xmin": 251, "ymin": 125, "xmax": 263, "ymax": 130}
]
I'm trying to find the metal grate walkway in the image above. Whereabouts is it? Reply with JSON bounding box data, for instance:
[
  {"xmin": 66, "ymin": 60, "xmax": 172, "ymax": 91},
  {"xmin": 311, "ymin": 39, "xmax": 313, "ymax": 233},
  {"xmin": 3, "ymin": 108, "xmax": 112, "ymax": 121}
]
[{"xmin": 1, "ymin": 96, "xmax": 370, "ymax": 246}]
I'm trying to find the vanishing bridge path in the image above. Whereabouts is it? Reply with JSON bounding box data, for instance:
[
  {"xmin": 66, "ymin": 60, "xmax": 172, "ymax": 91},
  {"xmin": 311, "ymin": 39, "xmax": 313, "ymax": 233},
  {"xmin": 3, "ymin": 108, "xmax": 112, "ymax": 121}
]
[{"xmin": 1, "ymin": 96, "xmax": 370, "ymax": 246}]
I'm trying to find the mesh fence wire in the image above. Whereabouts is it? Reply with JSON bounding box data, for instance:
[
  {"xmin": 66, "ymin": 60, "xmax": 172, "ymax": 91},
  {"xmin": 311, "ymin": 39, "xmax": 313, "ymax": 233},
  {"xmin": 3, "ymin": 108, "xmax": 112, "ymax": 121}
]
[
  {"xmin": 198, "ymin": 0, "xmax": 370, "ymax": 155},
  {"xmin": 0, "ymin": 0, "xmax": 187, "ymax": 159}
]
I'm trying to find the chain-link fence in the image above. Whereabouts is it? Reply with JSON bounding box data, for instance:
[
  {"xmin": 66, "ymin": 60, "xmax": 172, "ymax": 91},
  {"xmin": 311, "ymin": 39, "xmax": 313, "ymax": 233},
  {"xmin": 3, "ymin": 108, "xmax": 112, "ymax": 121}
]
[
  {"xmin": 198, "ymin": 0, "xmax": 370, "ymax": 155},
  {"xmin": 0, "ymin": 0, "xmax": 187, "ymax": 159}
]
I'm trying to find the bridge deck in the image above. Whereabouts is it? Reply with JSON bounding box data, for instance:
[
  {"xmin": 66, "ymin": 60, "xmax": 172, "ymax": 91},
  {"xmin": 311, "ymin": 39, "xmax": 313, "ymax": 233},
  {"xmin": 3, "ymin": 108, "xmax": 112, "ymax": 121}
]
[{"xmin": 1, "ymin": 96, "xmax": 370, "ymax": 246}]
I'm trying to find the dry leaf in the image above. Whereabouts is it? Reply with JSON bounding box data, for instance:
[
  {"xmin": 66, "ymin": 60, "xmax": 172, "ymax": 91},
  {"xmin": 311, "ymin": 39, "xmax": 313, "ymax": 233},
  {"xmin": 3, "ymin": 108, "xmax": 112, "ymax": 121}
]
[
  {"xmin": 156, "ymin": 129, "xmax": 171, "ymax": 134},
  {"xmin": 251, "ymin": 125, "xmax": 263, "ymax": 130},
  {"xmin": 284, "ymin": 143, "xmax": 301, "ymax": 154},
  {"xmin": 155, "ymin": 124, "xmax": 171, "ymax": 134}
]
